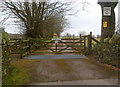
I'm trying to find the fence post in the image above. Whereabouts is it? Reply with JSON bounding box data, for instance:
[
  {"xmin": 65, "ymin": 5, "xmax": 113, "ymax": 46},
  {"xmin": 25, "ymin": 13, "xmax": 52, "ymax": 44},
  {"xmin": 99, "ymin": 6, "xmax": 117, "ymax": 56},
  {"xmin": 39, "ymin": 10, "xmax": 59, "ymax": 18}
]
[
  {"xmin": 84, "ymin": 36, "xmax": 86, "ymax": 52},
  {"xmin": 26, "ymin": 40, "xmax": 28, "ymax": 57},
  {"xmin": 87, "ymin": 32, "xmax": 92, "ymax": 55},
  {"xmin": 73, "ymin": 34, "xmax": 75, "ymax": 42},
  {"xmin": 20, "ymin": 39, "xmax": 23, "ymax": 59},
  {"xmin": 28, "ymin": 39, "xmax": 31, "ymax": 54},
  {"xmin": 79, "ymin": 34, "xmax": 82, "ymax": 48}
]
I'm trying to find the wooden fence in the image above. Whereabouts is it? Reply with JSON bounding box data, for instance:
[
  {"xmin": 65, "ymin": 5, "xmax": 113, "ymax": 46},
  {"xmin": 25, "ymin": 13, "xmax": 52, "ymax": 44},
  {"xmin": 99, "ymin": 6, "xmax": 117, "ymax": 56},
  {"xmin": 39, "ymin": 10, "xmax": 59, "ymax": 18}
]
[
  {"xmin": 2, "ymin": 32, "xmax": 100, "ymax": 58},
  {"xmin": 8, "ymin": 39, "xmax": 31, "ymax": 58}
]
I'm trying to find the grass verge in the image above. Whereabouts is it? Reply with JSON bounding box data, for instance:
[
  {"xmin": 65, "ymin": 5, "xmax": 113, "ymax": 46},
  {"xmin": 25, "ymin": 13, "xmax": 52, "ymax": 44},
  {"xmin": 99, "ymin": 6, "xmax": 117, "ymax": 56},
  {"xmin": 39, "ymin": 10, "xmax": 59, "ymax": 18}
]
[{"xmin": 3, "ymin": 59, "xmax": 38, "ymax": 85}]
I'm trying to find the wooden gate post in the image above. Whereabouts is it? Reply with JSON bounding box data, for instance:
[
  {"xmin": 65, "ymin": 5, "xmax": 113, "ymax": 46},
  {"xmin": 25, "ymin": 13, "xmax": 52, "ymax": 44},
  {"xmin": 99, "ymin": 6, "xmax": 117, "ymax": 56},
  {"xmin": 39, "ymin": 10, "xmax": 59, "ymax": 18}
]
[
  {"xmin": 87, "ymin": 32, "xmax": 92, "ymax": 55},
  {"xmin": 79, "ymin": 34, "xmax": 82, "ymax": 48},
  {"xmin": 83, "ymin": 36, "xmax": 86, "ymax": 52}
]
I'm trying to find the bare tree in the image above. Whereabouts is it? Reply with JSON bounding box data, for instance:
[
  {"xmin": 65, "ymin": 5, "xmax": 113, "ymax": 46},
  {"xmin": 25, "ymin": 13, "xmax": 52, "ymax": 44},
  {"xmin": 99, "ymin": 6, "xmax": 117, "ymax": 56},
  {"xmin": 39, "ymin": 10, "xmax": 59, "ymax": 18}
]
[
  {"xmin": 1, "ymin": 0, "xmax": 72, "ymax": 38},
  {"xmin": 43, "ymin": 13, "xmax": 69, "ymax": 38},
  {"xmin": 1, "ymin": 0, "xmax": 88, "ymax": 38}
]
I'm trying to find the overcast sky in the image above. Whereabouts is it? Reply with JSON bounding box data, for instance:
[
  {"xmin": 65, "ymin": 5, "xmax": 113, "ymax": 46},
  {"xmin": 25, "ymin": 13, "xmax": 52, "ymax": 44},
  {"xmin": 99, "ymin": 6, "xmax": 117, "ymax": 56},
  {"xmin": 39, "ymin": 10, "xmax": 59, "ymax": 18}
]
[
  {"xmin": 61, "ymin": 0, "xmax": 118, "ymax": 36},
  {"xmin": 0, "ymin": 0, "xmax": 119, "ymax": 36}
]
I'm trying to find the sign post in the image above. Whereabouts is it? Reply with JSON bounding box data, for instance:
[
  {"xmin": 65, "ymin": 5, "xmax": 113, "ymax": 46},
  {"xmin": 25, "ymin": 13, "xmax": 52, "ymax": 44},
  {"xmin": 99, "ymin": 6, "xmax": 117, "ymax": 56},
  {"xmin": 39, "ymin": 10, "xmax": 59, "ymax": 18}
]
[
  {"xmin": 52, "ymin": 38, "xmax": 61, "ymax": 53},
  {"xmin": 98, "ymin": 0, "xmax": 118, "ymax": 42}
]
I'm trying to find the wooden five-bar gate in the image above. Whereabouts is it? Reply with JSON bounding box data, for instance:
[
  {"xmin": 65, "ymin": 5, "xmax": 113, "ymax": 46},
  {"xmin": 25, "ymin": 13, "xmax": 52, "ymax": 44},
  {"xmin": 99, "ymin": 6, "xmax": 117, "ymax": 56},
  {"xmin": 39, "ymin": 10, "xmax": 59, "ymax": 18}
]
[
  {"xmin": 35, "ymin": 32, "xmax": 99, "ymax": 54},
  {"xmin": 2, "ymin": 32, "xmax": 100, "ymax": 58},
  {"xmin": 37, "ymin": 38, "xmax": 86, "ymax": 54}
]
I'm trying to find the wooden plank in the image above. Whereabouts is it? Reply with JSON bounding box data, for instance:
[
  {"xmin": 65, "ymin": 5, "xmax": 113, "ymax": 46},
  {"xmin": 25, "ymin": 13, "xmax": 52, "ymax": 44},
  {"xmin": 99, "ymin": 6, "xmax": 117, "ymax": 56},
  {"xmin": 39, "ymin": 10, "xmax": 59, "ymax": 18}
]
[
  {"xmin": 48, "ymin": 42, "xmax": 79, "ymax": 43},
  {"xmin": 22, "ymin": 46, "xmax": 29, "ymax": 49},
  {"xmin": 58, "ymin": 52, "xmax": 80, "ymax": 53},
  {"xmin": 44, "ymin": 43, "xmax": 84, "ymax": 47},
  {"xmin": 43, "ymin": 45, "xmax": 55, "ymax": 53},
  {"xmin": 50, "ymin": 49, "xmax": 83, "ymax": 50},
  {"xmin": 81, "ymin": 35, "xmax": 89, "ymax": 37},
  {"xmin": 32, "ymin": 52, "xmax": 80, "ymax": 54},
  {"xmin": 48, "ymin": 38, "xmax": 81, "ymax": 40},
  {"xmin": 22, "ymin": 40, "xmax": 30, "ymax": 42},
  {"xmin": 43, "ymin": 38, "xmax": 86, "ymax": 40},
  {"xmin": 92, "ymin": 37, "xmax": 100, "ymax": 44},
  {"xmin": 9, "ymin": 41, "xmax": 17, "ymax": 43},
  {"xmin": 10, "ymin": 52, "xmax": 20, "ymax": 54},
  {"xmin": 58, "ymin": 46, "xmax": 70, "ymax": 52}
]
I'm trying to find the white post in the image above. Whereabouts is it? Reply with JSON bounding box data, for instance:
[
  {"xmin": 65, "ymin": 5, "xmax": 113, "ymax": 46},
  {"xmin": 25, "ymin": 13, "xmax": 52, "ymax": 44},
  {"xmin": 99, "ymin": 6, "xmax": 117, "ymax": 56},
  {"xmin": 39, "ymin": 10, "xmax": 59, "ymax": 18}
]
[{"xmin": 0, "ymin": 29, "xmax": 2, "ymax": 87}]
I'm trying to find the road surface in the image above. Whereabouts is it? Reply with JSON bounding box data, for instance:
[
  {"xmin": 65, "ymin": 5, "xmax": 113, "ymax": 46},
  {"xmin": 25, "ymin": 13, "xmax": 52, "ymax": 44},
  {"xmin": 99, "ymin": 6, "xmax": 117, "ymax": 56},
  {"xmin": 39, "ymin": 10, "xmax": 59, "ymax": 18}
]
[{"xmin": 25, "ymin": 54, "xmax": 119, "ymax": 85}]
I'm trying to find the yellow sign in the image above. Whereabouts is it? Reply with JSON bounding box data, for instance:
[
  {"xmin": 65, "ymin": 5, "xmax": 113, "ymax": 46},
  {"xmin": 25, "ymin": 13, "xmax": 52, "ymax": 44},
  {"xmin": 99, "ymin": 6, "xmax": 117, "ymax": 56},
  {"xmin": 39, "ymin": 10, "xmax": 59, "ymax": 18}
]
[
  {"xmin": 103, "ymin": 22, "xmax": 107, "ymax": 28},
  {"xmin": 53, "ymin": 33, "xmax": 58, "ymax": 39}
]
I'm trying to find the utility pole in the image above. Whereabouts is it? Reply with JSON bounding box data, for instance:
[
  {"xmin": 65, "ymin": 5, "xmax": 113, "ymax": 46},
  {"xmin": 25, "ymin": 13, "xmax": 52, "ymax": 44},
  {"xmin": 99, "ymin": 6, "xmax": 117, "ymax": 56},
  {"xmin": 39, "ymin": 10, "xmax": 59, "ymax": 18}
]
[{"xmin": 98, "ymin": 0, "xmax": 118, "ymax": 42}]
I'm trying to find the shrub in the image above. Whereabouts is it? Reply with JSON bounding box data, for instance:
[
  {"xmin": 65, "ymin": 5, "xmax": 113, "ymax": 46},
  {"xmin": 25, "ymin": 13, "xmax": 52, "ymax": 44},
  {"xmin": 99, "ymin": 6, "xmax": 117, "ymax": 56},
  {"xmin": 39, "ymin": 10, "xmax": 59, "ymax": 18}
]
[
  {"xmin": 92, "ymin": 34, "xmax": 120, "ymax": 68},
  {"xmin": 109, "ymin": 34, "xmax": 120, "ymax": 46}
]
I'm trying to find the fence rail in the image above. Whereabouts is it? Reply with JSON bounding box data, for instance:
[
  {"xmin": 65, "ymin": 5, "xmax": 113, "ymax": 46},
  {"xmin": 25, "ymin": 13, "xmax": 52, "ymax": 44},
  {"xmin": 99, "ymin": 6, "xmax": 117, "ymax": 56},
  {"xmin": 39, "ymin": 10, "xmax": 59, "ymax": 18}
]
[{"xmin": 3, "ymin": 39, "xmax": 31, "ymax": 59}]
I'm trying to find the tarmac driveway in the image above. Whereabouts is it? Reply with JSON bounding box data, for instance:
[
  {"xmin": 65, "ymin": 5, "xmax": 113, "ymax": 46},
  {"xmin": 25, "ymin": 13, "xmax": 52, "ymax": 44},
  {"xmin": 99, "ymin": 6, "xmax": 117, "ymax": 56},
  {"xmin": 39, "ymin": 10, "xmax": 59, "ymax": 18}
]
[{"xmin": 26, "ymin": 54, "xmax": 118, "ymax": 85}]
